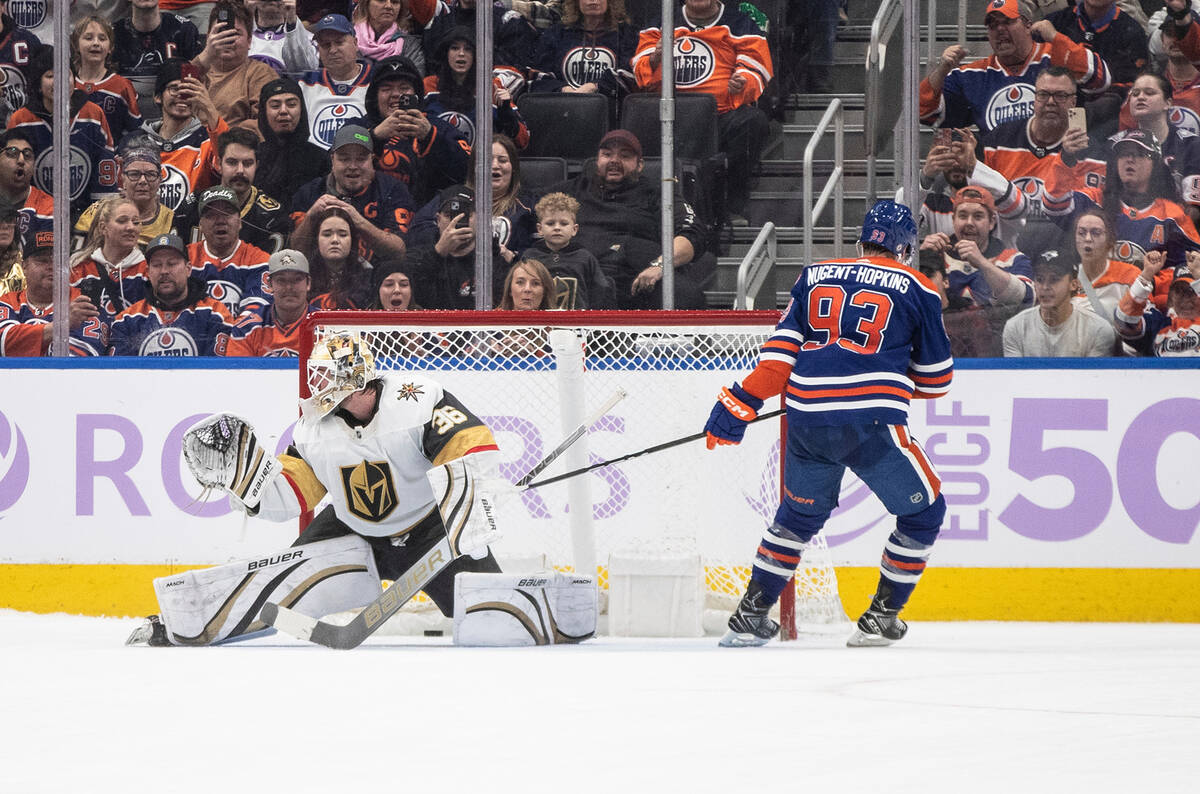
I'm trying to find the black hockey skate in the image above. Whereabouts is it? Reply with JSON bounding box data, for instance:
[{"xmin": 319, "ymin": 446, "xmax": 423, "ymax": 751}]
[
  {"xmin": 125, "ymin": 615, "xmax": 170, "ymax": 647},
  {"xmin": 847, "ymin": 599, "xmax": 908, "ymax": 647},
  {"xmin": 719, "ymin": 581, "xmax": 779, "ymax": 647}
]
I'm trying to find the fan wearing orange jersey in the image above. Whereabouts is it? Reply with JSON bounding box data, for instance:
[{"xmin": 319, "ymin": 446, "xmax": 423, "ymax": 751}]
[{"xmin": 631, "ymin": 0, "xmax": 772, "ymax": 221}]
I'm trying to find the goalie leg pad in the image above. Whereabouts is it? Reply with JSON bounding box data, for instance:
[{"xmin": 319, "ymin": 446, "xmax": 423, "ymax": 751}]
[
  {"xmin": 153, "ymin": 535, "xmax": 381, "ymax": 646},
  {"xmin": 453, "ymin": 572, "xmax": 597, "ymax": 647}
]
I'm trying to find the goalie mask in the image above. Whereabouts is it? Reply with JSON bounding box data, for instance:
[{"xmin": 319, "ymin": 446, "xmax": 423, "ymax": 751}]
[{"xmin": 307, "ymin": 331, "xmax": 377, "ymax": 417}]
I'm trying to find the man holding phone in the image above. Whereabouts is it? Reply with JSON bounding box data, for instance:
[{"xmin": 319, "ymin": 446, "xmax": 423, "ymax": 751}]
[
  {"xmin": 365, "ymin": 55, "xmax": 471, "ymax": 206},
  {"xmin": 192, "ymin": 2, "xmax": 280, "ymax": 132},
  {"xmin": 407, "ymin": 185, "xmax": 507, "ymax": 309},
  {"xmin": 980, "ymin": 67, "xmax": 1106, "ymax": 229}
]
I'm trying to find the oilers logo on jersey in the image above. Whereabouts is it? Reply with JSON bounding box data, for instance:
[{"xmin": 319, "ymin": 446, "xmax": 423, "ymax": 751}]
[
  {"xmin": 562, "ymin": 47, "xmax": 617, "ymax": 87},
  {"xmin": 158, "ymin": 164, "xmax": 190, "ymax": 211},
  {"xmin": 140, "ymin": 328, "xmax": 199, "ymax": 356},
  {"xmin": 673, "ymin": 37, "xmax": 715, "ymax": 88},
  {"xmin": 438, "ymin": 110, "xmax": 476, "ymax": 146},
  {"xmin": 36, "ymin": 146, "xmax": 91, "ymax": 203},
  {"xmin": 1114, "ymin": 239, "xmax": 1149, "ymax": 264},
  {"xmin": 342, "ymin": 460, "xmax": 398, "ymax": 522},
  {"xmin": 0, "ymin": 65, "xmax": 29, "ymax": 113},
  {"xmin": 1168, "ymin": 106, "xmax": 1200, "ymax": 136},
  {"xmin": 7, "ymin": 1, "xmax": 47, "ymax": 29},
  {"xmin": 313, "ymin": 104, "xmax": 366, "ymax": 149},
  {"xmin": 205, "ymin": 281, "xmax": 244, "ymax": 317},
  {"xmin": 985, "ymin": 83, "xmax": 1037, "ymax": 130}
]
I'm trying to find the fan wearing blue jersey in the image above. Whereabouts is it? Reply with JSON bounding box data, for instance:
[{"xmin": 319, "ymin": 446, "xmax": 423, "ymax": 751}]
[{"xmin": 705, "ymin": 200, "xmax": 954, "ymax": 648}]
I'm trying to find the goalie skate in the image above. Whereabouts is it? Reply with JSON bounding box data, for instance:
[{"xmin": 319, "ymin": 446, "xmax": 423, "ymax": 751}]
[
  {"xmin": 847, "ymin": 606, "xmax": 908, "ymax": 647},
  {"xmin": 718, "ymin": 581, "xmax": 779, "ymax": 647},
  {"xmin": 125, "ymin": 615, "xmax": 170, "ymax": 647}
]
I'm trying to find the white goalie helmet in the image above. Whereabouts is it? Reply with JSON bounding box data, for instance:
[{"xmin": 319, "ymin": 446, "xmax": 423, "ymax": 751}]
[{"xmin": 306, "ymin": 331, "xmax": 377, "ymax": 417}]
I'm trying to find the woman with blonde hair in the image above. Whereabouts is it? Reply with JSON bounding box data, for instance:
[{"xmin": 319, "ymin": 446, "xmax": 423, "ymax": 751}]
[
  {"xmin": 493, "ymin": 258, "xmax": 556, "ymax": 355},
  {"xmin": 352, "ymin": 0, "xmax": 432, "ymax": 71},
  {"xmin": 497, "ymin": 258, "xmax": 556, "ymax": 310},
  {"xmin": 69, "ymin": 196, "xmax": 147, "ymax": 316}
]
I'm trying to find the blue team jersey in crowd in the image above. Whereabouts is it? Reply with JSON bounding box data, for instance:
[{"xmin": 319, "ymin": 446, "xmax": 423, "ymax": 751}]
[
  {"xmin": 109, "ymin": 280, "xmax": 236, "ymax": 357},
  {"xmin": 0, "ymin": 288, "xmax": 110, "ymax": 357},
  {"xmin": 761, "ymin": 255, "xmax": 954, "ymax": 427}
]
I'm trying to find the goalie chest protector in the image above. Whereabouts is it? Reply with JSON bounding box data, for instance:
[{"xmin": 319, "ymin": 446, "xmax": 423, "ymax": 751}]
[{"xmin": 292, "ymin": 374, "xmax": 454, "ymax": 537}]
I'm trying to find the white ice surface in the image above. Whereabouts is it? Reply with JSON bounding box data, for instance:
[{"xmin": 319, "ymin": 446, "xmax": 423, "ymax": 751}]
[{"xmin": 2, "ymin": 611, "xmax": 1198, "ymax": 793}]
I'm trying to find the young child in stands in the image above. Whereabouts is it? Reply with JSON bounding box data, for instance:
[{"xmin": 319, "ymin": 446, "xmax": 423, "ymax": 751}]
[{"xmin": 521, "ymin": 192, "xmax": 614, "ymax": 310}]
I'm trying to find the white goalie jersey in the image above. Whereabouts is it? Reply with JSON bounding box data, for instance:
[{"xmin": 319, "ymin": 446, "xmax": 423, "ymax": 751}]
[{"xmin": 256, "ymin": 373, "xmax": 501, "ymax": 538}]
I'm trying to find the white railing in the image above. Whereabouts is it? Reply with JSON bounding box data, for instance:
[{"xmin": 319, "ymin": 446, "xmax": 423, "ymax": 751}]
[
  {"xmin": 734, "ymin": 222, "xmax": 776, "ymax": 310},
  {"xmin": 803, "ymin": 99, "xmax": 844, "ymax": 268}
]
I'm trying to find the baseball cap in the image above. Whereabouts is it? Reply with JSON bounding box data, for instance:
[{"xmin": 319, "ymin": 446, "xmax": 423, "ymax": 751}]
[
  {"xmin": 23, "ymin": 229, "xmax": 54, "ymax": 258},
  {"xmin": 312, "ymin": 14, "xmax": 354, "ymax": 37},
  {"xmin": 984, "ymin": 0, "xmax": 1025, "ymax": 22},
  {"xmin": 951, "ymin": 185, "xmax": 997, "ymax": 213},
  {"xmin": 373, "ymin": 56, "xmax": 424, "ymax": 96},
  {"xmin": 268, "ymin": 249, "xmax": 310, "ymax": 276},
  {"xmin": 1032, "ymin": 248, "xmax": 1077, "ymax": 279},
  {"xmin": 438, "ymin": 184, "xmax": 474, "ymax": 215},
  {"xmin": 199, "ymin": 185, "xmax": 239, "ymax": 213},
  {"xmin": 145, "ymin": 233, "xmax": 187, "ymax": 258},
  {"xmin": 1111, "ymin": 128, "xmax": 1159, "ymax": 155},
  {"xmin": 599, "ymin": 129, "xmax": 643, "ymax": 159},
  {"xmin": 330, "ymin": 124, "xmax": 373, "ymax": 154}
]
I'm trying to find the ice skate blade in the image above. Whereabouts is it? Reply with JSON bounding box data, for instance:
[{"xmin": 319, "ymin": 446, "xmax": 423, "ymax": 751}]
[
  {"xmin": 125, "ymin": 623, "xmax": 153, "ymax": 646},
  {"xmin": 719, "ymin": 629, "xmax": 771, "ymax": 647},
  {"xmin": 846, "ymin": 629, "xmax": 897, "ymax": 647}
]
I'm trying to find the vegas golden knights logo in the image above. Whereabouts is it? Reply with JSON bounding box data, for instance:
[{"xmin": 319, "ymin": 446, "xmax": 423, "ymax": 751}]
[{"xmin": 340, "ymin": 460, "xmax": 398, "ymax": 522}]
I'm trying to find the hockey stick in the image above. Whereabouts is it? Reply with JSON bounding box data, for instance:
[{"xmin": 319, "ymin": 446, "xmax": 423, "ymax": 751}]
[
  {"xmin": 515, "ymin": 387, "xmax": 628, "ymax": 487},
  {"xmin": 524, "ymin": 408, "xmax": 785, "ymax": 491},
  {"xmin": 262, "ymin": 391, "xmax": 627, "ymax": 649},
  {"xmin": 261, "ymin": 537, "xmax": 453, "ymax": 650}
]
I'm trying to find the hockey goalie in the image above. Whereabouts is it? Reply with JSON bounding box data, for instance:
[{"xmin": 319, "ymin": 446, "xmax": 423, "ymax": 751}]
[{"xmin": 128, "ymin": 331, "xmax": 516, "ymax": 647}]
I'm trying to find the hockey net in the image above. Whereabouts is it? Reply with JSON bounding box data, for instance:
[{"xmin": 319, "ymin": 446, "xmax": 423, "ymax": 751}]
[{"xmin": 299, "ymin": 310, "xmax": 849, "ymax": 636}]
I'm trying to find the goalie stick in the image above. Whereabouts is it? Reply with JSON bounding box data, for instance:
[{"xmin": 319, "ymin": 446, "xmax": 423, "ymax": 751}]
[
  {"xmin": 516, "ymin": 387, "xmax": 627, "ymax": 487},
  {"xmin": 261, "ymin": 538, "xmax": 453, "ymax": 650},
  {"xmin": 262, "ymin": 390, "xmax": 627, "ymax": 649},
  {"xmin": 524, "ymin": 408, "xmax": 785, "ymax": 491}
]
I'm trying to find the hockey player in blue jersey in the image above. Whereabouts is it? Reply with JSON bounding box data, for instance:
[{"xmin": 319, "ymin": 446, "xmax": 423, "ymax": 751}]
[{"xmin": 705, "ymin": 200, "xmax": 955, "ymax": 648}]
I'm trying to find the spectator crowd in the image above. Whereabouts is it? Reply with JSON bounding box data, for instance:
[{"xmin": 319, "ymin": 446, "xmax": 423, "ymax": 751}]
[{"xmin": 0, "ymin": 1, "xmax": 1197, "ymax": 358}]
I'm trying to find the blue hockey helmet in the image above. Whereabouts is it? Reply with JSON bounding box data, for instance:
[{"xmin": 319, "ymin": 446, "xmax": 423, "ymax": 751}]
[{"xmin": 858, "ymin": 200, "xmax": 918, "ymax": 265}]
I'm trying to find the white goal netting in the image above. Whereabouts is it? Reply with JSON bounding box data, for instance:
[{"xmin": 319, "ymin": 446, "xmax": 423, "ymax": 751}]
[{"xmin": 302, "ymin": 311, "xmax": 848, "ymax": 634}]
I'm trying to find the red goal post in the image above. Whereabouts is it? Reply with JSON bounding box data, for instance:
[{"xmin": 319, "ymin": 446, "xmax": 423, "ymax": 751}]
[{"xmin": 299, "ymin": 310, "xmax": 848, "ymax": 637}]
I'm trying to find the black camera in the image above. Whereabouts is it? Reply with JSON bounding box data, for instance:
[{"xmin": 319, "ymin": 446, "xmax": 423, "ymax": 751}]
[
  {"xmin": 216, "ymin": 6, "xmax": 232, "ymax": 27},
  {"xmin": 396, "ymin": 93, "xmax": 421, "ymax": 111}
]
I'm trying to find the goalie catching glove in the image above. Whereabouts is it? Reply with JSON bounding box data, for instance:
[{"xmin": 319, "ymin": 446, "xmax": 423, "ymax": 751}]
[
  {"xmin": 182, "ymin": 413, "xmax": 282, "ymax": 511},
  {"xmin": 704, "ymin": 383, "xmax": 764, "ymax": 449}
]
